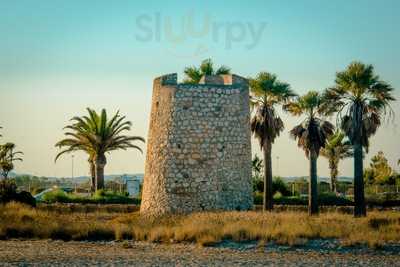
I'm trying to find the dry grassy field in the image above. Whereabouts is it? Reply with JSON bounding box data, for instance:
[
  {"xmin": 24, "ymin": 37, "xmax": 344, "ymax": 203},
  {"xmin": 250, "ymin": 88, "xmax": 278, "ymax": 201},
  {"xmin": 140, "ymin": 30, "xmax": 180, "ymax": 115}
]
[{"xmin": 1, "ymin": 202, "xmax": 400, "ymax": 249}]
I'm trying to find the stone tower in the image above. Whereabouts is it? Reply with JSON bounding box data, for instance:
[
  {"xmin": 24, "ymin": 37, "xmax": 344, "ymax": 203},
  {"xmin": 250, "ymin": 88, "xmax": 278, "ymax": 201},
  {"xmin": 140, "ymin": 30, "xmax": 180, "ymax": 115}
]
[{"xmin": 140, "ymin": 73, "xmax": 253, "ymax": 216}]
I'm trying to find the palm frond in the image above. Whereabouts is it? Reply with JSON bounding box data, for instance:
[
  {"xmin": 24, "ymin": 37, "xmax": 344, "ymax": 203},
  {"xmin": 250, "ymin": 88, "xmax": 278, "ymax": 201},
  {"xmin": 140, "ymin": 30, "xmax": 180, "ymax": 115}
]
[
  {"xmin": 216, "ymin": 65, "xmax": 231, "ymax": 75},
  {"xmin": 183, "ymin": 59, "xmax": 231, "ymax": 84},
  {"xmin": 324, "ymin": 61, "xmax": 395, "ymax": 149}
]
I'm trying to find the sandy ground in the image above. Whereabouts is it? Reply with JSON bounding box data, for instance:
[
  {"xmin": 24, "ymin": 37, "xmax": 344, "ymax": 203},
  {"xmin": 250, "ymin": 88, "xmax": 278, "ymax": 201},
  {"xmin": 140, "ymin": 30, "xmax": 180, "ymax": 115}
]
[{"xmin": 0, "ymin": 240, "xmax": 399, "ymax": 267}]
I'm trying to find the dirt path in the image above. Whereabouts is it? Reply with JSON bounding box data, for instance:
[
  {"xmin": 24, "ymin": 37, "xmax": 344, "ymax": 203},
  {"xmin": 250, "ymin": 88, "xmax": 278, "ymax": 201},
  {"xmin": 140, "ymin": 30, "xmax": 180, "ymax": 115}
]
[{"xmin": 1, "ymin": 240, "xmax": 399, "ymax": 267}]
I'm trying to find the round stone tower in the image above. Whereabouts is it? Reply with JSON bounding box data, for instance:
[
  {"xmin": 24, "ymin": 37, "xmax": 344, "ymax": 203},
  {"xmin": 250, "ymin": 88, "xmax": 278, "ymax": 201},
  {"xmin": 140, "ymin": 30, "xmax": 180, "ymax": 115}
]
[{"xmin": 140, "ymin": 73, "xmax": 253, "ymax": 216}]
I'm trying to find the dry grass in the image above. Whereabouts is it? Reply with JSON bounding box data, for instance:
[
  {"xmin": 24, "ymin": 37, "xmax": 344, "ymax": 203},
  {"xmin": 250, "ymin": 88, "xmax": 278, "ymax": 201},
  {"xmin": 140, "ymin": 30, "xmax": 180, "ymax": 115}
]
[
  {"xmin": 37, "ymin": 203, "xmax": 139, "ymax": 214},
  {"xmin": 1, "ymin": 202, "xmax": 399, "ymax": 248}
]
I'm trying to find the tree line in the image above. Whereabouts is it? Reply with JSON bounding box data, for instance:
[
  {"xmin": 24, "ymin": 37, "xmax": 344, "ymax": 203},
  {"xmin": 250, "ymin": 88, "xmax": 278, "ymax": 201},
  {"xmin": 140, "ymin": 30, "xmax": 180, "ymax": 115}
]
[
  {"xmin": 251, "ymin": 61, "xmax": 394, "ymax": 217},
  {"xmin": 184, "ymin": 59, "xmax": 396, "ymax": 217}
]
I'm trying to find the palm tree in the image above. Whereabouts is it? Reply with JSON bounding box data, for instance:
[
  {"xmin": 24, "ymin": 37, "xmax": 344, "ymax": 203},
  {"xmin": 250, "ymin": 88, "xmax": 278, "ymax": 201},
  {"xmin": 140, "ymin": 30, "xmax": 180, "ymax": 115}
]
[
  {"xmin": 250, "ymin": 72, "xmax": 296, "ymax": 211},
  {"xmin": 183, "ymin": 58, "xmax": 231, "ymax": 84},
  {"xmin": 55, "ymin": 108, "xmax": 145, "ymax": 190},
  {"xmin": 0, "ymin": 143, "xmax": 23, "ymax": 179},
  {"xmin": 284, "ymin": 91, "xmax": 334, "ymax": 215},
  {"xmin": 323, "ymin": 62, "xmax": 395, "ymax": 217},
  {"xmin": 320, "ymin": 131, "xmax": 353, "ymax": 193},
  {"xmin": 365, "ymin": 151, "xmax": 393, "ymax": 185},
  {"xmin": 252, "ymin": 154, "xmax": 263, "ymax": 179}
]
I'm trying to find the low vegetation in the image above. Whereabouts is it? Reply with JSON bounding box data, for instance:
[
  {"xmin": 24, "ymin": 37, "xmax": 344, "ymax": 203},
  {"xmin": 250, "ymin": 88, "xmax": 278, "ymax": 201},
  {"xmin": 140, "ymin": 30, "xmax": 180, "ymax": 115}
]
[
  {"xmin": 253, "ymin": 192, "xmax": 354, "ymax": 206},
  {"xmin": 0, "ymin": 180, "xmax": 36, "ymax": 207},
  {"xmin": 40, "ymin": 189, "xmax": 140, "ymax": 205},
  {"xmin": 1, "ymin": 202, "xmax": 399, "ymax": 249}
]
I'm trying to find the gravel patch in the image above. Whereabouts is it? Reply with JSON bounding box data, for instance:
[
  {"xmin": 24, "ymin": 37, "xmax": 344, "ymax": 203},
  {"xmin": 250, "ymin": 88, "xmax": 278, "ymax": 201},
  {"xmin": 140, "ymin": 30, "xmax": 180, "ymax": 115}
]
[{"xmin": 0, "ymin": 240, "xmax": 399, "ymax": 267}]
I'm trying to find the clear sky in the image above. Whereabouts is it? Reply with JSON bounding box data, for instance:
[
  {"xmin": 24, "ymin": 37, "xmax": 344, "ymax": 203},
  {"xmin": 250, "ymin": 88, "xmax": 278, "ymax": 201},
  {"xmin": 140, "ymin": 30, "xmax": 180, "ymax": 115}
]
[{"xmin": 0, "ymin": 0, "xmax": 399, "ymax": 178}]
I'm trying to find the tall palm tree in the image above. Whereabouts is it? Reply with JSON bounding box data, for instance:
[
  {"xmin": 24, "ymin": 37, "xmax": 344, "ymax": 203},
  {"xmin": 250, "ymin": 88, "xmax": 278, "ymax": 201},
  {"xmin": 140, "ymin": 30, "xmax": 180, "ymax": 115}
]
[
  {"xmin": 183, "ymin": 58, "xmax": 231, "ymax": 84},
  {"xmin": 0, "ymin": 143, "xmax": 23, "ymax": 179},
  {"xmin": 55, "ymin": 108, "xmax": 145, "ymax": 190},
  {"xmin": 284, "ymin": 91, "xmax": 334, "ymax": 215},
  {"xmin": 323, "ymin": 62, "xmax": 395, "ymax": 217},
  {"xmin": 320, "ymin": 131, "xmax": 353, "ymax": 193},
  {"xmin": 250, "ymin": 72, "xmax": 296, "ymax": 211}
]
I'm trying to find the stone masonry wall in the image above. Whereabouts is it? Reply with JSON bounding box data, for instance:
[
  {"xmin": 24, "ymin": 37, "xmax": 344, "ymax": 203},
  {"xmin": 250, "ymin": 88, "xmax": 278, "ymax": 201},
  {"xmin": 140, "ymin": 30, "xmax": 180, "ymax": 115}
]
[{"xmin": 140, "ymin": 73, "xmax": 253, "ymax": 216}]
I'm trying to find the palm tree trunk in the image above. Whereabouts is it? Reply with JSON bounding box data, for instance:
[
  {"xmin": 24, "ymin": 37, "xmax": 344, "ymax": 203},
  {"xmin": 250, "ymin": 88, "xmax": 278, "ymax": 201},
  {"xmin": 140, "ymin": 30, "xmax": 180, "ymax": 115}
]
[
  {"xmin": 95, "ymin": 154, "xmax": 106, "ymax": 190},
  {"xmin": 330, "ymin": 160, "xmax": 338, "ymax": 193},
  {"xmin": 309, "ymin": 151, "xmax": 319, "ymax": 215},
  {"xmin": 331, "ymin": 171, "xmax": 337, "ymax": 193},
  {"xmin": 89, "ymin": 160, "xmax": 96, "ymax": 193},
  {"xmin": 263, "ymin": 141, "xmax": 273, "ymax": 211},
  {"xmin": 95, "ymin": 164, "xmax": 105, "ymax": 190},
  {"xmin": 354, "ymin": 143, "xmax": 366, "ymax": 217}
]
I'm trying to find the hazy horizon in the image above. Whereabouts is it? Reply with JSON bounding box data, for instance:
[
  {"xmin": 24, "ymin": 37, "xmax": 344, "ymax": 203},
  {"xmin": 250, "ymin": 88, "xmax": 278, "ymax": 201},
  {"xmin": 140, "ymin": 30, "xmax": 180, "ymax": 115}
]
[{"xmin": 1, "ymin": 0, "xmax": 399, "ymax": 178}]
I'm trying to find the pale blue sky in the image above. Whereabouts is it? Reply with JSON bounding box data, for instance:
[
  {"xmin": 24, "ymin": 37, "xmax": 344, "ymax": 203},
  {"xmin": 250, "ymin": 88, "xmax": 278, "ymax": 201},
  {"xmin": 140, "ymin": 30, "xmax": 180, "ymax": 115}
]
[{"xmin": 0, "ymin": 0, "xmax": 399, "ymax": 178}]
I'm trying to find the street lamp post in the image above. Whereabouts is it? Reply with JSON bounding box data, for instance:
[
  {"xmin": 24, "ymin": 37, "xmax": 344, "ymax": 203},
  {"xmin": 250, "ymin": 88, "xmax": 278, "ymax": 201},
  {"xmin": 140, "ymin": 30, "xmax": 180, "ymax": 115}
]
[
  {"xmin": 71, "ymin": 154, "xmax": 75, "ymax": 180},
  {"xmin": 72, "ymin": 155, "xmax": 75, "ymax": 192}
]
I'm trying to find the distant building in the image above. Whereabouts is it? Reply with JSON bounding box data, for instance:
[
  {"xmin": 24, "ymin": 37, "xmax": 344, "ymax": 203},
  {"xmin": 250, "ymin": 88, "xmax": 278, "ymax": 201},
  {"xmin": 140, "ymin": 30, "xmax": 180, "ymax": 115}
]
[{"xmin": 126, "ymin": 177, "xmax": 141, "ymax": 198}]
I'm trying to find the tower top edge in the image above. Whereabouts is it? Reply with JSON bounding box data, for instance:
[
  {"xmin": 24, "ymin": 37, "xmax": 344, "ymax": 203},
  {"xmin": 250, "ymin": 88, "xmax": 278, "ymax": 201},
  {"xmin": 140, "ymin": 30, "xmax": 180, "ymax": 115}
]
[{"xmin": 154, "ymin": 73, "xmax": 248, "ymax": 87}]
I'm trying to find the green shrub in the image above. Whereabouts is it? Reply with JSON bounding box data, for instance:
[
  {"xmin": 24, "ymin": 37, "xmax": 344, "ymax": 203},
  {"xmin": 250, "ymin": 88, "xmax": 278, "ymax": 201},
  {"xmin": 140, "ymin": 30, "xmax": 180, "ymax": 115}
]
[
  {"xmin": 273, "ymin": 196, "xmax": 308, "ymax": 205},
  {"xmin": 254, "ymin": 192, "xmax": 263, "ymax": 205},
  {"xmin": 272, "ymin": 177, "xmax": 291, "ymax": 196},
  {"xmin": 318, "ymin": 192, "xmax": 353, "ymax": 206},
  {"xmin": 253, "ymin": 176, "xmax": 292, "ymax": 196},
  {"xmin": 254, "ymin": 192, "xmax": 353, "ymax": 206},
  {"xmin": 365, "ymin": 193, "xmax": 400, "ymax": 207},
  {"xmin": 0, "ymin": 180, "xmax": 17, "ymax": 203},
  {"xmin": 253, "ymin": 178, "xmax": 263, "ymax": 193},
  {"xmin": 40, "ymin": 189, "xmax": 140, "ymax": 205},
  {"xmin": 94, "ymin": 189, "xmax": 106, "ymax": 198},
  {"xmin": 42, "ymin": 190, "xmax": 71, "ymax": 203},
  {"xmin": 0, "ymin": 180, "xmax": 36, "ymax": 206}
]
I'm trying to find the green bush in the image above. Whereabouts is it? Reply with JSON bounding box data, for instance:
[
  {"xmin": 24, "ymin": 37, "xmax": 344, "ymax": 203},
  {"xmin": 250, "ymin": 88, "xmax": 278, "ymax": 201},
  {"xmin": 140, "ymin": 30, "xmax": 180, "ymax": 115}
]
[
  {"xmin": 40, "ymin": 189, "xmax": 140, "ymax": 205},
  {"xmin": 273, "ymin": 195, "xmax": 308, "ymax": 205},
  {"xmin": 253, "ymin": 176, "xmax": 292, "ymax": 196},
  {"xmin": 272, "ymin": 177, "xmax": 291, "ymax": 196},
  {"xmin": 42, "ymin": 190, "xmax": 74, "ymax": 203},
  {"xmin": 94, "ymin": 189, "xmax": 106, "ymax": 198},
  {"xmin": 365, "ymin": 193, "xmax": 400, "ymax": 207},
  {"xmin": 0, "ymin": 180, "xmax": 36, "ymax": 206},
  {"xmin": 254, "ymin": 192, "xmax": 353, "ymax": 206},
  {"xmin": 318, "ymin": 192, "xmax": 354, "ymax": 206},
  {"xmin": 0, "ymin": 180, "xmax": 17, "ymax": 202},
  {"xmin": 254, "ymin": 192, "xmax": 263, "ymax": 205},
  {"xmin": 253, "ymin": 177, "xmax": 263, "ymax": 193}
]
